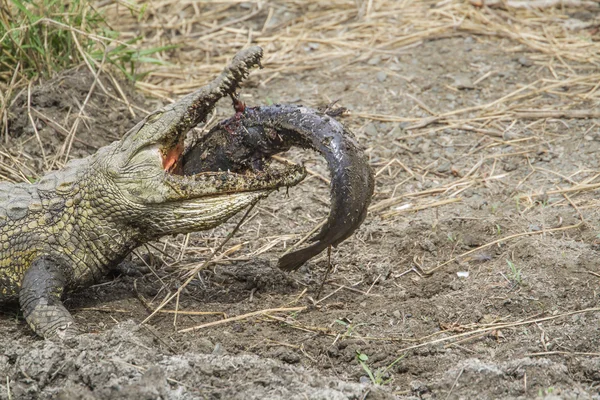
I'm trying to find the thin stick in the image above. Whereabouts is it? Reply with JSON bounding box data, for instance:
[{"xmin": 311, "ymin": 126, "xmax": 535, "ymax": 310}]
[
  {"xmin": 393, "ymin": 307, "xmax": 600, "ymax": 355},
  {"xmin": 423, "ymin": 222, "xmax": 583, "ymax": 275},
  {"xmin": 178, "ymin": 306, "xmax": 307, "ymax": 333},
  {"xmin": 517, "ymin": 182, "xmax": 600, "ymax": 199},
  {"xmin": 316, "ymin": 245, "xmax": 333, "ymax": 299},
  {"xmin": 515, "ymin": 110, "xmax": 600, "ymax": 119},
  {"xmin": 140, "ymin": 201, "xmax": 258, "ymax": 326},
  {"xmin": 26, "ymin": 82, "xmax": 47, "ymax": 169},
  {"xmin": 526, "ymin": 351, "xmax": 600, "ymax": 357},
  {"xmin": 444, "ymin": 368, "xmax": 464, "ymax": 400},
  {"xmin": 77, "ymin": 307, "xmax": 226, "ymax": 317}
]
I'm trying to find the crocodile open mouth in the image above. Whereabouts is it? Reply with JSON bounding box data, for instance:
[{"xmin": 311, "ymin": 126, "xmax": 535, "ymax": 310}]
[
  {"xmin": 154, "ymin": 124, "xmax": 306, "ymax": 200},
  {"xmin": 164, "ymin": 134, "xmax": 290, "ymax": 178}
]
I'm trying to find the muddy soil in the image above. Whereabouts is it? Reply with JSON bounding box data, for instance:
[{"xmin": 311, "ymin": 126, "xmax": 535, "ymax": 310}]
[{"xmin": 2, "ymin": 4, "xmax": 600, "ymax": 400}]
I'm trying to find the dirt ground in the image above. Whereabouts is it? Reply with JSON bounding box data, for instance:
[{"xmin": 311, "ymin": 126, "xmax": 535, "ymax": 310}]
[{"xmin": 1, "ymin": 1, "xmax": 600, "ymax": 399}]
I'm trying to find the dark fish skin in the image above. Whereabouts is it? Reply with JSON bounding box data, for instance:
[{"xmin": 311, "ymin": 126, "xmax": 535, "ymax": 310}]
[{"xmin": 182, "ymin": 104, "xmax": 375, "ymax": 271}]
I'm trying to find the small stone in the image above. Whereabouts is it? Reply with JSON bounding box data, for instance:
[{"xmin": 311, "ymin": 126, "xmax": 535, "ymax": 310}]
[
  {"xmin": 463, "ymin": 234, "xmax": 482, "ymax": 247},
  {"xmin": 529, "ymin": 224, "xmax": 541, "ymax": 232},
  {"xmin": 503, "ymin": 130, "xmax": 518, "ymax": 141},
  {"xmin": 359, "ymin": 376, "xmax": 371, "ymax": 384},
  {"xmin": 411, "ymin": 380, "xmax": 429, "ymax": 394},
  {"xmin": 503, "ymin": 161, "xmax": 518, "ymax": 172},
  {"xmin": 364, "ymin": 123, "xmax": 379, "ymax": 136},
  {"xmin": 518, "ymin": 56, "xmax": 533, "ymax": 67},
  {"xmin": 376, "ymin": 71, "xmax": 387, "ymax": 82},
  {"xmin": 195, "ymin": 338, "xmax": 215, "ymax": 354},
  {"xmin": 454, "ymin": 73, "xmax": 474, "ymax": 89},
  {"xmin": 368, "ymin": 56, "xmax": 381, "ymax": 65},
  {"xmin": 392, "ymin": 310, "xmax": 402, "ymax": 319},
  {"xmin": 212, "ymin": 343, "xmax": 226, "ymax": 355},
  {"xmin": 437, "ymin": 162, "xmax": 451, "ymax": 173}
]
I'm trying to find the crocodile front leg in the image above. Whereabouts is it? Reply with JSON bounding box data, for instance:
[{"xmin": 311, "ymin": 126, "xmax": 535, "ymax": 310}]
[{"xmin": 19, "ymin": 256, "xmax": 79, "ymax": 339}]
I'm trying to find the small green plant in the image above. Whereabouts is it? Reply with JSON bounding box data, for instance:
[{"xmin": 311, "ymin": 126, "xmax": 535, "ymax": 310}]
[
  {"xmin": 538, "ymin": 387, "xmax": 555, "ymax": 396},
  {"xmin": 334, "ymin": 319, "xmax": 367, "ymax": 340},
  {"xmin": 490, "ymin": 203, "xmax": 499, "ymax": 214},
  {"xmin": 447, "ymin": 232, "xmax": 456, "ymax": 242},
  {"xmin": 495, "ymin": 224, "xmax": 502, "ymax": 235},
  {"xmin": 0, "ymin": 0, "xmax": 173, "ymax": 83},
  {"xmin": 355, "ymin": 350, "xmax": 405, "ymax": 385},
  {"xmin": 506, "ymin": 259, "xmax": 522, "ymax": 284}
]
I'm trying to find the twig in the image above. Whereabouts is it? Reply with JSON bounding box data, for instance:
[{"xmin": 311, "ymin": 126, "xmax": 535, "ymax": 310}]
[
  {"xmin": 515, "ymin": 110, "xmax": 600, "ymax": 119},
  {"xmin": 316, "ymin": 245, "xmax": 333, "ymax": 299},
  {"xmin": 445, "ymin": 368, "xmax": 464, "ymax": 400},
  {"xmin": 471, "ymin": 0, "xmax": 600, "ymax": 10},
  {"xmin": 178, "ymin": 306, "xmax": 307, "ymax": 333},
  {"xmin": 526, "ymin": 351, "xmax": 600, "ymax": 357},
  {"xmin": 423, "ymin": 222, "xmax": 583, "ymax": 275},
  {"xmin": 393, "ymin": 307, "xmax": 600, "ymax": 355}
]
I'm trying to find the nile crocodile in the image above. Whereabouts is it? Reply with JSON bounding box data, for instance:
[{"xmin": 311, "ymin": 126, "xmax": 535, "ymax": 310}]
[{"xmin": 0, "ymin": 47, "xmax": 306, "ymax": 338}]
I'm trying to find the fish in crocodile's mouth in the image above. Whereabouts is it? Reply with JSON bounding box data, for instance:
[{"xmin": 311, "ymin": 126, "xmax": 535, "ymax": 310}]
[{"xmin": 156, "ymin": 118, "xmax": 305, "ymax": 195}]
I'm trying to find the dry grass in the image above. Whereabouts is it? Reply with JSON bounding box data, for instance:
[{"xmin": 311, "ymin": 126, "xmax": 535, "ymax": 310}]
[
  {"xmin": 92, "ymin": 0, "xmax": 600, "ymax": 351},
  {"xmin": 2, "ymin": 0, "xmax": 600, "ymax": 372},
  {"xmin": 3, "ymin": 0, "xmax": 598, "ymax": 175}
]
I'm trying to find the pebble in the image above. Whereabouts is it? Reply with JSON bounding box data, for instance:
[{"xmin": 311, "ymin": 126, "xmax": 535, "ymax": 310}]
[
  {"xmin": 454, "ymin": 73, "xmax": 474, "ymax": 89},
  {"xmin": 212, "ymin": 343, "xmax": 226, "ymax": 355},
  {"xmin": 503, "ymin": 161, "xmax": 518, "ymax": 172},
  {"xmin": 437, "ymin": 161, "xmax": 451, "ymax": 173},
  {"xmin": 411, "ymin": 380, "xmax": 429, "ymax": 394},
  {"xmin": 195, "ymin": 338, "xmax": 215, "ymax": 353},
  {"xmin": 518, "ymin": 56, "xmax": 533, "ymax": 67},
  {"xmin": 368, "ymin": 56, "xmax": 381, "ymax": 65},
  {"xmin": 364, "ymin": 123, "xmax": 379, "ymax": 136},
  {"xmin": 376, "ymin": 71, "xmax": 387, "ymax": 82},
  {"xmin": 503, "ymin": 130, "xmax": 518, "ymax": 141}
]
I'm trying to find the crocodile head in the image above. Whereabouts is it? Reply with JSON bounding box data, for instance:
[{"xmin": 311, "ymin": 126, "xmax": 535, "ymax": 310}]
[{"xmin": 97, "ymin": 47, "xmax": 305, "ymax": 237}]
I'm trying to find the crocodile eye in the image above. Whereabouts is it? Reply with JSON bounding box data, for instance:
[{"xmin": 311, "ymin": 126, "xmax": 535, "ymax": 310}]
[{"xmin": 146, "ymin": 111, "xmax": 163, "ymax": 124}]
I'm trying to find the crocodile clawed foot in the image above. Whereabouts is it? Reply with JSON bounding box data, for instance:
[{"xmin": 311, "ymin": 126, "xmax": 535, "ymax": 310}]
[{"xmin": 47, "ymin": 322, "xmax": 81, "ymax": 343}]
